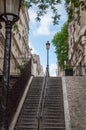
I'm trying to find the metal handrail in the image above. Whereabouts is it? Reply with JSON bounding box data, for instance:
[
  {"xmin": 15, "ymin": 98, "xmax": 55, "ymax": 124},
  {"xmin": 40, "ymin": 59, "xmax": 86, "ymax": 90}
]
[{"xmin": 36, "ymin": 69, "xmax": 48, "ymax": 130}]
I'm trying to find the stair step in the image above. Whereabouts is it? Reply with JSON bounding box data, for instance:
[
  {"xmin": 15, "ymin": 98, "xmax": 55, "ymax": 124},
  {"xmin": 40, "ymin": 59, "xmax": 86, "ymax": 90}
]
[
  {"xmin": 42, "ymin": 116, "xmax": 64, "ymax": 119},
  {"xmin": 18, "ymin": 118, "xmax": 37, "ymax": 122},
  {"xmin": 15, "ymin": 125, "xmax": 38, "ymax": 129},
  {"xmin": 20, "ymin": 110, "xmax": 37, "ymax": 114},
  {"xmin": 15, "ymin": 128, "xmax": 37, "ymax": 130},
  {"xmin": 42, "ymin": 118, "xmax": 65, "ymax": 123},
  {"xmin": 41, "ymin": 126, "xmax": 65, "ymax": 129},
  {"xmin": 43, "ymin": 112, "xmax": 64, "ymax": 115},
  {"xmin": 41, "ymin": 122, "xmax": 65, "ymax": 127},
  {"xmin": 41, "ymin": 127, "xmax": 65, "ymax": 130},
  {"xmin": 43, "ymin": 109, "xmax": 64, "ymax": 112},
  {"xmin": 44, "ymin": 102, "xmax": 64, "ymax": 105},
  {"xmin": 16, "ymin": 121, "xmax": 37, "ymax": 125},
  {"xmin": 44, "ymin": 106, "xmax": 64, "ymax": 109},
  {"xmin": 18, "ymin": 115, "xmax": 36, "ymax": 119}
]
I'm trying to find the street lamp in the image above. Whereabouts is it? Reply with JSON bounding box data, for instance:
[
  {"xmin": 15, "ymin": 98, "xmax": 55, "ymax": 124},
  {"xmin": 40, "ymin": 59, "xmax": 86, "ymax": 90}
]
[
  {"xmin": 0, "ymin": 0, "xmax": 22, "ymax": 130},
  {"xmin": 46, "ymin": 41, "xmax": 50, "ymax": 77}
]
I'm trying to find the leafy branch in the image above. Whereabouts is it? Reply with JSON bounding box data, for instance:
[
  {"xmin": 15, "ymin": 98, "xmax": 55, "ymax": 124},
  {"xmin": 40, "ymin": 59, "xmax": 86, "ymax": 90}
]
[
  {"xmin": 52, "ymin": 23, "xmax": 68, "ymax": 70},
  {"xmin": 21, "ymin": 0, "xmax": 62, "ymax": 25}
]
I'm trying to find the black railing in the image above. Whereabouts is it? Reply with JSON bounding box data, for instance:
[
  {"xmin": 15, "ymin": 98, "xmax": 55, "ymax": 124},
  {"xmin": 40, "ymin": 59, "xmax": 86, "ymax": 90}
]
[
  {"xmin": 64, "ymin": 65, "xmax": 86, "ymax": 76},
  {"xmin": 36, "ymin": 69, "xmax": 48, "ymax": 130},
  {"xmin": 8, "ymin": 58, "xmax": 31, "ymax": 124},
  {"xmin": 0, "ymin": 58, "xmax": 31, "ymax": 127}
]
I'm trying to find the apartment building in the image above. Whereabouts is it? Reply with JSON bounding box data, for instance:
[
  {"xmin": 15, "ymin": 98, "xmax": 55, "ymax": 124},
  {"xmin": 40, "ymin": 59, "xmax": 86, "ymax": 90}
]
[
  {"xmin": 68, "ymin": 2, "xmax": 86, "ymax": 75},
  {"xmin": 31, "ymin": 54, "xmax": 44, "ymax": 76},
  {"xmin": 0, "ymin": 7, "xmax": 30, "ymax": 75},
  {"xmin": 0, "ymin": 6, "xmax": 44, "ymax": 77}
]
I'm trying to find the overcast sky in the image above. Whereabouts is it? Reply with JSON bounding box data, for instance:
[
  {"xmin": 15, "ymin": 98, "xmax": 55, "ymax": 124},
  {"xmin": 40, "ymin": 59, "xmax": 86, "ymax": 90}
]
[{"xmin": 28, "ymin": 0, "xmax": 68, "ymax": 76}]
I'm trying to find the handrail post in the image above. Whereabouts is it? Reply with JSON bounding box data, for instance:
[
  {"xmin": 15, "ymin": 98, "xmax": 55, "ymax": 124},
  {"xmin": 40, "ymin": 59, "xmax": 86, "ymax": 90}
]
[{"xmin": 37, "ymin": 117, "xmax": 40, "ymax": 130}]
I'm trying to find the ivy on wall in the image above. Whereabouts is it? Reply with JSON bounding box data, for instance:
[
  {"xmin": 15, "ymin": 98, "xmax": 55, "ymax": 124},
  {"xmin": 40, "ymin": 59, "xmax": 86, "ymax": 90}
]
[{"xmin": 65, "ymin": 0, "xmax": 86, "ymax": 22}]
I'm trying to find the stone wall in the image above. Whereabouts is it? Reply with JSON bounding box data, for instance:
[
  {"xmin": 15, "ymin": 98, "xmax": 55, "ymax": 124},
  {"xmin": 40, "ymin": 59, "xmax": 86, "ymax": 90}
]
[
  {"xmin": 68, "ymin": 8, "xmax": 86, "ymax": 76},
  {"xmin": 62, "ymin": 76, "xmax": 86, "ymax": 130}
]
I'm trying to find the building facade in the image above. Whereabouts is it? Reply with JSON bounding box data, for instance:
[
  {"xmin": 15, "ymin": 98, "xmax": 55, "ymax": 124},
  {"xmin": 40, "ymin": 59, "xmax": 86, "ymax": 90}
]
[
  {"xmin": 31, "ymin": 54, "xmax": 44, "ymax": 76},
  {"xmin": 0, "ymin": 6, "xmax": 44, "ymax": 77},
  {"xmin": 68, "ymin": 1, "xmax": 86, "ymax": 75},
  {"xmin": 0, "ymin": 7, "xmax": 30, "ymax": 75}
]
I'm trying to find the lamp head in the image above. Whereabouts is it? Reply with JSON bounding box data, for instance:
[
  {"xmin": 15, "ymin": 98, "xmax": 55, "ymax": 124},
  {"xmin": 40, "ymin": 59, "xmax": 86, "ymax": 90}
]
[
  {"xmin": 46, "ymin": 41, "xmax": 50, "ymax": 49},
  {"xmin": 0, "ymin": 0, "xmax": 22, "ymax": 23}
]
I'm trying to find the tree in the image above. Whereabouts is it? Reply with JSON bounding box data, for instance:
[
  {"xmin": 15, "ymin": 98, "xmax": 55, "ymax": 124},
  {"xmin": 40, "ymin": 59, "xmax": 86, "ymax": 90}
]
[
  {"xmin": 22, "ymin": 0, "xmax": 62, "ymax": 25},
  {"xmin": 52, "ymin": 23, "xmax": 68, "ymax": 70}
]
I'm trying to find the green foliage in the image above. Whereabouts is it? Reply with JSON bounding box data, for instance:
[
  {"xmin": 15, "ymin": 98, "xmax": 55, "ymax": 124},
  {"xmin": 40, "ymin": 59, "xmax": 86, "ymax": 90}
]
[
  {"xmin": 22, "ymin": 0, "xmax": 62, "ymax": 25},
  {"xmin": 13, "ymin": 24, "xmax": 18, "ymax": 31},
  {"xmin": 17, "ymin": 59, "xmax": 28, "ymax": 72},
  {"xmin": 65, "ymin": 0, "xmax": 79, "ymax": 22},
  {"xmin": 52, "ymin": 23, "xmax": 68, "ymax": 70}
]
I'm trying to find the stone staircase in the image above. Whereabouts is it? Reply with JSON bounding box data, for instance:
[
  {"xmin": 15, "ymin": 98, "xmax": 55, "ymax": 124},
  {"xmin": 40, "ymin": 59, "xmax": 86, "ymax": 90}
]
[
  {"xmin": 14, "ymin": 77, "xmax": 65, "ymax": 130},
  {"xmin": 40, "ymin": 77, "xmax": 65, "ymax": 130},
  {"xmin": 14, "ymin": 77, "xmax": 43, "ymax": 130}
]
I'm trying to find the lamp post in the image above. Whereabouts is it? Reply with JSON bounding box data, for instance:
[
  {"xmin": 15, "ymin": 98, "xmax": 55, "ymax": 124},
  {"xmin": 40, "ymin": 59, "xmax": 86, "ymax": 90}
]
[
  {"xmin": 46, "ymin": 41, "xmax": 50, "ymax": 77},
  {"xmin": 0, "ymin": 0, "xmax": 22, "ymax": 130}
]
